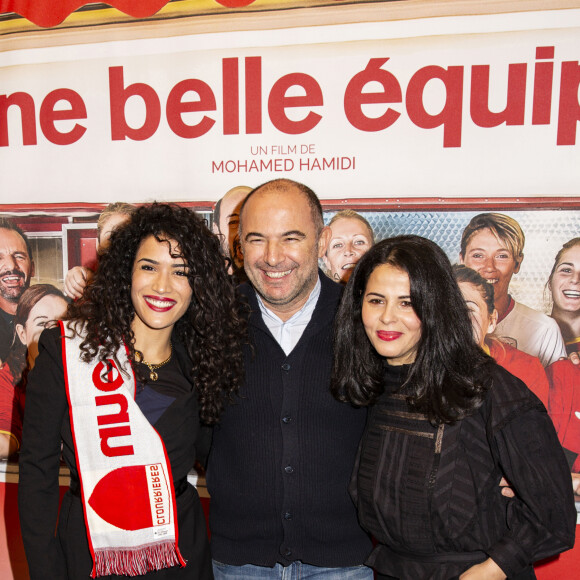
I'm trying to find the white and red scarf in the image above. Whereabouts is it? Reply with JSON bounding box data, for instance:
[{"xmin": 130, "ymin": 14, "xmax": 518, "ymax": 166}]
[{"xmin": 60, "ymin": 322, "xmax": 186, "ymax": 578}]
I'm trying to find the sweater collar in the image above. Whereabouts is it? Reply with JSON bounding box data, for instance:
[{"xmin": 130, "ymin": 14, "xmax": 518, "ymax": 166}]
[
  {"xmin": 239, "ymin": 270, "xmax": 342, "ymax": 336},
  {"xmin": 381, "ymin": 360, "xmax": 412, "ymax": 393},
  {"xmin": 383, "ymin": 359, "xmax": 413, "ymax": 378}
]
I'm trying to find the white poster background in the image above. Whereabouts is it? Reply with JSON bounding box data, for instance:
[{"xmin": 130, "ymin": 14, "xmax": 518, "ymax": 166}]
[{"xmin": 0, "ymin": 9, "xmax": 579, "ymax": 203}]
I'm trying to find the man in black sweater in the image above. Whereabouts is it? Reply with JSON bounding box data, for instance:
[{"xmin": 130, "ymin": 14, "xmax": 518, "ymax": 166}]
[{"xmin": 207, "ymin": 179, "xmax": 372, "ymax": 579}]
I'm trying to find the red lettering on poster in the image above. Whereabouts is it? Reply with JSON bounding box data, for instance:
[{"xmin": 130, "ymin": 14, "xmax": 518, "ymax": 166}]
[
  {"xmin": 166, "ymin": 79, "xmax": 216, "ymax": 138},
  {"xmin": 470, "ymin": 64, "xmax": 526, "ymax": 128},
  {"xmin": 109, "ymin": 66, "xmax": 161, "ymax": 141},
  {"xmin": 39, "ymin": 88, "xmax": 87, "ymax": 145},
  {"xmin": 246, "ymin": 57, "xmax": 262, "ymax": 134},
  {"xmin": 0, "ymin": 92, "xmax": 37, "ymax": 146},
  {"xmin": 268, "ymin": 73, "xmax": 323, "ymax": 134},
  {"xmin": 222, "ymin": 57, "xmax": 239, "ymax": 135},
  {"xmin": 406, "ymin": 65, "xmax": 463, "ymax": 147},
  {"xmin": 1, "ymin": 47, "xmax": 578, "ymax": 148},
  {"xmin": 344, "ymin": 58, "xmax": 402, "ymax": 131},
  {"xmin": 557, "ymin": 60, "xmax": 580, "ymax": 145},
  {"xmin": 533, "ymin": 46, "xmax": 555, "ymax": 125}
]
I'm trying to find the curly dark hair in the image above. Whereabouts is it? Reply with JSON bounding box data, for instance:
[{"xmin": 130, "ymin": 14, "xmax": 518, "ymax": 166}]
[
  {"xmin": 331, "ymin": 235, "xmax": 495, "ymax": 425},
  {"xmin": 67, "ymin": 202, "xmax": 246, "ymax": 424}
]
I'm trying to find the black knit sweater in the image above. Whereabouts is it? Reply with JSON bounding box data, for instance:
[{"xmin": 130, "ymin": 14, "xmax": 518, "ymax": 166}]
[{"xmin": 207, "ymin": 272, "xmax": 371, "ymax": 567}]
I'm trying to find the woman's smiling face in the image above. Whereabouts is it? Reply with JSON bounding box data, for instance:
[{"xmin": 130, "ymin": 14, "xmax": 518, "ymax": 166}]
[
  {"xmin": 550, "ymin": 243, "xmax": 580, "ymax": 316},
  {"xmin": 361, "ymin": 263, "xmax": 422, "ymax": 366},
  {"xmin": 16, "ymin": 294, "xmax": 68, "ymax": 363},
  {"xmin": 130, "ymin": 235, "xmax": 192, "ymax": 337},
  {"xmin": 461, "ymin": 228, "xmax": 521, "ymax": 303},
  {"xmin": 323, "ymin": 218, "xmax": 373, "ymax": 284}
]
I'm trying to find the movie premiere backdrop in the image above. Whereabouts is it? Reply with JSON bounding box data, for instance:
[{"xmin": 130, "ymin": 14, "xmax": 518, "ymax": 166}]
[{"xmin": 1, "ymin": 1, "xmax": 580, "ymax": 578}]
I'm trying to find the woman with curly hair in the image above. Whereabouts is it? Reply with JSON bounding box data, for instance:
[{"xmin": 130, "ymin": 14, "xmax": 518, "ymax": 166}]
[
  {"xmin": 19, "ymin": 203, "xmax": 245, "ymax": 579},
  {"xmin": 332, "ymin": 235, "xmax": 575, "ymax": 580}
]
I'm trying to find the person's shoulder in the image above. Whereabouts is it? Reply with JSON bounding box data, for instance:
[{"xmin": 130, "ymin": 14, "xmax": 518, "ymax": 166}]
[
  {"xmin": 0, "ymin": 362, "xmax": 14, "ymax": 389},
  {"xmin": 546, "ymin": 358, "xmax": 578, "ymax": 380},
  {"xmin": 0, "ymin": 311, "xmax": 11, "ymax": 330},
  {"xmin": 319, "ymin": 270, "xmax": 343, "ymax": 302},
  {"xmin": 38, "ymin": 324, "xmax": 67, "ymax": 357},
  {"xmin": 488, "ymin": 361, "xmax": 529, "ymax": 391},
  {"xmin": 485, "ymin": 362, "xmax": 545, "ymax": 429},
  {"xmin": 488, "ymin": 363, "xmax": 542, "ymax": 408},
  {"xmin": 171, "ymin": 340, "xmax": 196, "ymax": 385},
  {"xmin": 236, "ymin": 282, "xmax": 259, "ymax": 321},
  {"xmin": 41, "ymin": 324, "xmax": 64, "ymax": 343},
  {"xmin": 494, "ymin": 340, "xmax": 543, "ymax": 368},
  {"xmin": 511, "ymin": 301, "xmax": 558, "ymax": 329},
  {"xmin": 237, "ymin": 281, "xmax": 256, "ymax": 302},
  {"xmin": 309, "ymin": 272, "xmax": 343, "ymax": 327}
]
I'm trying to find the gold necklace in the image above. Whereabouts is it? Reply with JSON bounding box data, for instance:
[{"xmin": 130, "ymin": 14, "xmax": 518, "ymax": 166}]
[{"xmin": 135, "ymin": 343, "xmax": 172, "ymax": 381}]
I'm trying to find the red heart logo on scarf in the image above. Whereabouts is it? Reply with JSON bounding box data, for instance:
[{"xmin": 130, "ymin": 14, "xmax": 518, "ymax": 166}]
[{"xmin": 88, "ymin": 465, "xmax": 154, "ymax": 530}]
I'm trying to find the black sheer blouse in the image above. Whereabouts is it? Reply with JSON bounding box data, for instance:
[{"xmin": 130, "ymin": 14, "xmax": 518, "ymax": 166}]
[{"xmin": 351, "ymin": 362, "xmax": 576, "ymax": 579}]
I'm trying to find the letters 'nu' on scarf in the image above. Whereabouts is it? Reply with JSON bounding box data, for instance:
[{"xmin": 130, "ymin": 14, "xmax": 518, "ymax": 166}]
[{"xmin": 61, "ymin": 321, "xmax": 186, "ymax": 578}]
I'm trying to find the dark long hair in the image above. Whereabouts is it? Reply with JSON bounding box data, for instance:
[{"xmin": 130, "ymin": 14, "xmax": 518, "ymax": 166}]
[
  {"xmin": 6, "ymin": 284, "xmax": 66, "ymax": 384},
  {"xmin": 331, "ymin": 235, "xmax": 494, "ymax": 424},
  {"xmin": 67, "ymin": 202, "xmax": 245, "ymax": 425}
]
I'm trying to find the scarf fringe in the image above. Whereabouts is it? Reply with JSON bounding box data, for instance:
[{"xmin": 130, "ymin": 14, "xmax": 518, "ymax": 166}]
[{"xmin": 92, "ymin": 541, "xmax": 185, "ymax": 578}]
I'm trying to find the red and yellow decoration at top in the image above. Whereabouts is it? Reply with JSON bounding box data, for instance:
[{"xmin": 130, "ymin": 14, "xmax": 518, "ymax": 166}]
[
  {"xmin": 1, "ymin": 0, "xmax": 169, "ymax": 27},
  {"xmin": 215, "ymin": 1, "xmax": 258, "ymax": 6},
  {"xmin": 0, "ymin": 0, "xmax": 356, "ymax": 29}
]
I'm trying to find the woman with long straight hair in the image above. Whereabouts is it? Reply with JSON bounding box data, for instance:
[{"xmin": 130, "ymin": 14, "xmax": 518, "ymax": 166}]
[{"xmin": 332, "ymin": 235, "xmax": 575, "ymax": 580}]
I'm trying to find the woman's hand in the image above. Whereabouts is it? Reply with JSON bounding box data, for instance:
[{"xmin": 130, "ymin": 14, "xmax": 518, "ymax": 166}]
[
  {"xmin": 63, "ymin": 266, "xmax": 92, "ymax": 300},
  {"xmin": 499, "ymin": 476, "xmax": 515, "ymax": 498},
  {"xmin": 459, "ymin": 558, "xmax": 507, "ymax": 579}
]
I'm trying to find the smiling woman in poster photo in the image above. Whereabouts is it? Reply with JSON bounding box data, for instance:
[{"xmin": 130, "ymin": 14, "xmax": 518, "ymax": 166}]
[
  {"xmin": 0, "ymin": 284, "xmax": 68, "ymax": 458},
  {"xmin": 545, "ymin": 238, "xmax": 580, "ymax": 495},
  {"xmin": 323, "ymin": 210, "xmax": 374, "ymax": 285},
  {"xmin": 18, "ymin": 203, "xmax": 245, "ymax": 579}
]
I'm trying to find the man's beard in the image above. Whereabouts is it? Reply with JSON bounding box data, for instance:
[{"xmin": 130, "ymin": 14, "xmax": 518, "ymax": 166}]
[{"xmin": 0, "ymin": 269, "xmax": 28, "ymax": 303}]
